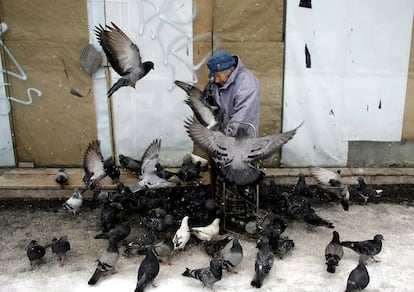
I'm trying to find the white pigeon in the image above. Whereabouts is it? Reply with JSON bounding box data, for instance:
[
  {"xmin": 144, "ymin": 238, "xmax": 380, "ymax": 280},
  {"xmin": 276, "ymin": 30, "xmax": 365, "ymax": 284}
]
[
  {"xmin": 191, "ymin": 218, "xmax": 220, "ymax": 241},
  {"xmin": 173, "ymin": 216, "xmax": 191, "ymax": 250},
  {"xmin": 62, "ymin": 188, "xmax": 83, "ymax": 215},
  {"xmin": 129, "ymin": 139, "xmax": 172, "ymax": 193}
]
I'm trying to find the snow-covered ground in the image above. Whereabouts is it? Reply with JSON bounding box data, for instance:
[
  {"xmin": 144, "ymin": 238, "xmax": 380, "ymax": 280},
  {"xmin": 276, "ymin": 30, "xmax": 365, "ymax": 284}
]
[{"xmin": 0, "ymin": 200, "xmax": 413, "ymax": 291}]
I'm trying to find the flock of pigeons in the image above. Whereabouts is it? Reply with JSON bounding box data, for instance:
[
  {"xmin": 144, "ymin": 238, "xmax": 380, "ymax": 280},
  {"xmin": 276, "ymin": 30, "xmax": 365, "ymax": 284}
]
[{"xmin": 25, "ymin": 21, "xmax": 385, "ymax": 291}]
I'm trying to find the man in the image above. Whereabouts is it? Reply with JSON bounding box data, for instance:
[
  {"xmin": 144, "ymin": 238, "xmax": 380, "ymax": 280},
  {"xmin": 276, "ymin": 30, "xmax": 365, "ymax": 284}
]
[{"xmin": 205, "ymin": 50, "xmax": 261, "ymax": 137}]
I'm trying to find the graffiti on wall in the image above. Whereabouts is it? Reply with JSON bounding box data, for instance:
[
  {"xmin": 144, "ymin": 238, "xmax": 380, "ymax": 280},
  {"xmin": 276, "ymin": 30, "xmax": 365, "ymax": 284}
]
[{"xmin": 0, "ymin": 22, "xmax": 43, "ymax": 115}]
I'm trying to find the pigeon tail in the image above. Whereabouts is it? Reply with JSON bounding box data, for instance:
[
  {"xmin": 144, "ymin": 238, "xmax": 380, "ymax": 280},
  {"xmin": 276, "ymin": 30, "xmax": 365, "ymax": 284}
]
[
  {"xmin": 220, "ymin": 164, "xmax": 262, "ymax": 186},
  {"xmin": 251, "ymin": 271, "xmax": 265, "ymax": 288},
  {"xmin": 107, "ymin": 78, "xmax": 129, "ymax": 96},
  {"xmin": 135, "ymin": 274, "xmax": 149, "ymax": 292},
  {"xmin": 88, "ymin": 267, "xmax": 103, "ymax": 285},
  {"xmin": 182, "ymin": 268, "xmax": 197, "ymax": 279}
]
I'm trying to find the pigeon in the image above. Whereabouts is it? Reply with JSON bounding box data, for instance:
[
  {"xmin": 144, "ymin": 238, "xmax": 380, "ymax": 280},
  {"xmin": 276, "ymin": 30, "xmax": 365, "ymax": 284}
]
[
  {"xmin": 100, "ymin": 201, "xmax": 124, "ymax": 232},
  {"xmin": 129, "ymin": 139, "xmax": 173, "ymax": 193},
  {"xmin": 119, "ymin": 153, "xmax": 141, "ymax": 174},
  {"xmin": 293, "ymin": 173, "xmax": 315, "ymax": 199},
  {"xmin": 203, "ymin": 235, "xmax": 232, "ymax": 257},
  {"xmin": 356, "ymin": 177, "xmax": 383, "ymax": 204},
  {"xmin": 135, "ymin": 247, "xmax": 160, "ymax": 292},
  {"xmin": 26, "ymin": 240, "xmax": 46, "ymax": 271},
  {"xmin": 126, "ymin": 235, "xmax": 174, "ymax": 263},
  {"xmin": 172, "ymin": 215, "xmax": 191, "ymax": 250},
  {"xmin": 145, "ymin": 214, "xmax": 174, "ymax": 233},
  {"xmin": 188, "ymin": 152, "xmax": 208, "ymax": 168},
  {"xmin": 55, "ymin": 168, "xmax": 68, "ymax": 188},
  {"xmin": 190, "ymin": 218, "xmax": 220, "ymax": 241},
  {"xmin": 61, "ymin": 188, "xmax": 83, "ymax": 215},
  {"xmin": 251, "ymin": 236, "xmax": 275, "ymax": 288},
  {"xmin": 46, "ymin": 235, "xmax": 71, "ymax": 266},
  {"xmin": 95, "ymin": 221, "xmax": 131, "ymax": 244},
  {"xmin": 310, "ymin": 167, "xmax": 350, "ymax": 211},
  {"xmin": 345, "ymin": 255, "xmax": 370, "ymax": 292},
  {"xmin": 88, "ymin": 238, "xmax": 120, "ymax": 285},
  {"xmin": 272, "ymin": 236, "xmax": 295, "ymax": 258},
  {"xmin": 325, "ymin": 230, "xmax": 343, "ymax": 273},
  {"xmin": 219, "ymin": 236, "xmax": 243, "ymax": 272},
  {"xmin": 303, "ymin": 199, "xmax": 334, "ymax": 229},
  {"xmin": 185, "ymin": 117, "xmax": 302, "ymax": 186},
  {"xmin": 94, "ymin": 22, "xmax": 154, "ymax": 97},
  {"xmin": 182, "ymin": 258, "xmax": 223, "ymax": 289},
  {"xmin": 103, "ymin": 157, "xmax": 121, "ymax": 182},
  {"xmin": 341, "ymin": 234, "xmax": 384, "ymax": 263},
  {"xmin": 155, "ymin": 163, "xmax": 176, "ymax": 180},
  {"xmin": 176, "ymin": 159, "xmax": 202, "ymax": 182},
  {"xmin": 175, "ymin": 80, "xmax": 222, "ymax": 130}
]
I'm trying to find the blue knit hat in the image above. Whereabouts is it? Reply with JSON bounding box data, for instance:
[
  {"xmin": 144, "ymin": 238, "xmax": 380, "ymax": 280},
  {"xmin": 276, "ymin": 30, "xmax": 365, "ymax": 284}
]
[{"xmin": 207, "ymin": 50, "xmax": 236, "ymax": 78}]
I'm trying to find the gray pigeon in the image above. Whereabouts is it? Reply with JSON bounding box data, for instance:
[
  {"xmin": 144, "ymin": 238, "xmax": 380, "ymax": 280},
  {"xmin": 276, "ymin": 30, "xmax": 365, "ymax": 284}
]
[
  {"xmin": 356, "ymin": 177, "xmax": 383, "ymax": 204},
  {"xmin": 119, "ymin": 153, "xmax": 141, "ymax": 174},
  {"xmin": 95, "ymin": 221, "xmax": 131, "ymax": 244},
  {"xmin": 129, "ymin": 139, "xmax": 172, "ymax": 193},
  {"xmin": 341, "ymin": 234, "xmax": 384, "ymax": 263},
  {"xmin": 94, "ymin": 22, "xmax": 154, "ymax": 97},
  {"xmin": 55, "ymin": 168, "xmax": 68, "ymax": 188},
  {"xmin": 303, "ymin": 199, "xmax": 334, "ymax": 229},
  {"xmin": 182, "ymin": 258, "xmax": 223, "ymax": 289},
  {"xmin": 345, "ymin": 255, "xmax": 370, "ymax": 291},
  {"xmin": 251, "ymin": 236, "xmax": 275, "ymax": 288},
  {"xmin": 88, "ymin": 238, "xmax": 120, "ymax": 285},
  {"xmin": 46, "ymin": 235, "xmax": 71, "ymax": 266},
  {"xmin": 126, "ymin": 235, "xmax": 174, "ymax": 264},
  {"xmin": 185, "ymin": 118, "xmax": 302, "ymax": 186},
  {"xmin": 61, "ymin": 188, "xmax": 83, "ymax": 215},
  {"xmin": 325, "ymin": 230, "xmax": 343, "ymax": 273},
  {"xmin": 310, "ymin": 167, "xmax": 350, "ymax": 211},
  {"xmin": 26, "ymin": 240, "xmax": 46, "ymax": 271},
  {"xmin": 175, "ymin": 80, "xmax": 222, "ymax": 129},
  {"xmin": 219, "ymin": 236, "xmax": 243, "ymax": 272},
  {"xmin": 135, "ymin": 247, "xmax": 160, "ymax": 292},
  {"xmin": 203, "ymin": 235, "xmax": 232, "ymax": 257},
  {"xmin": 294, "ymin": 173, "xmax": 315, "ymax": 199}
]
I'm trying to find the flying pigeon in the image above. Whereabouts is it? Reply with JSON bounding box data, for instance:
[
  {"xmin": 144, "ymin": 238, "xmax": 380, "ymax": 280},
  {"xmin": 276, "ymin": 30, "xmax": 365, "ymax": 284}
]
[
  {"xmin": 94, "ymin": 22, "xmax": 154, "ymax": 97},
  {"xmin": 119, "ymin": 153, "xmax": 141, "ymax": 174},
  {"xmin": 185, "ymin": 118, "xmax": 303, "ymax": 186},
  {"xmin": 55, "ymin": 168, "xmax": 68, "ymax": 188},
  {"xmin": 251, "ymin": 236, "xmax": 275, "ymax": 288},
  {"xmin": 345, "ymin": 255, "xmax": 370, "ymax": 292},
  {"xmin": 61, "ymin": 188, "xmax": 83, "ymax": 215},
  {"xmin": 341, "ymin": 234, "xmax": 384, "ymax": 263},
  {"xmin": 129, "ymin": 139, "xmax": 173, "ymax": 193},
  {"xmin": 310, "ymin": 167, "xmax": 350, "ymax": 211},
  {"xmin": 219, "ymin": 236, "xmax": 243, "ymax": 272},
  {"xmin": 46, "ymin": 235, "xmax": 71, "ymax": 266},
  {"xmin": 26, "ymin": 240, "xmax": 46, "ymax": 271},
  {"xmin": 293, "ymin": 173, "xmax": 315, "ymax": 199},
  {"xmin": 190, "ymin": 218, "xmax": 220, "ymax": 241},
  {"xmin": 356, "ymin": 177, "xmax": 383, "ymax": 204},
  {"xmin": 175, "ymin": 80, "xmax": 223, "ymax": 130},
  {"xmin": 182, "ymin": 258, "xmax": 223, "ymax": 289},
  {"xmin": 325, "ymin": 230, "xmax": 343, "ymax": 273},
  {"xmin": 203, "ymin": 235, "xmax": 232, "ymax": 257},
  {"xmin": 94, "ymin": 221, "xmax": 131, "ymax": 244},
  {"xmin": 135, "ymin": 247, "xmax": 160, "ymax": 292},
  {"xmin": 172, "ymin": 215, "xmax": 191, "ymax": 250},
  {"xmin": 88, "ymin": 238, "xmax": 120, "ymax": 285},
  {"xmin": 303, "ymin": 199, "xmax": 334, "ymax": 230}
]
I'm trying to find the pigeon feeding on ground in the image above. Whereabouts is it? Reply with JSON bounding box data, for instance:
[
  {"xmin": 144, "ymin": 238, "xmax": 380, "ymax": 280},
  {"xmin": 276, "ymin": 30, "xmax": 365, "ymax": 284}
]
[
  {"xmin": 325, "ymin": 230, "xmax": 343, "ymax": 273},
  {"xmin": 341, "ymin": 234, "xmax": 384, "ymax": 263},
  {"xmin": 310, "ymin": 167, "xmax": 350, "ymax": 211},
  {"xmin": 55, "ymin": 168, "xmax": 68, "ymax": 188},
  {"xmin": 356, "ymin": 177, "xmax": 383, "ymax": 204},
  {"xmin": 145, "ymin": 214, "xmax": 174, "ymax": 233},
  {"xmin": 190, "ymin": 218, "xmax": 220, "ymax": 241},
  {"xmin": 251, "ymin": 236, "xmax": 275, "ymax": 288},
  {"xmin": 88, "ymin": 238, "xmax": 120, "ymax": 285},
  {"xmin": 182, "ymin": 258, "xmax": 223, "ymax": 289},
  {"xmin": 185, "ymin": 117, "xmax": 303, "ymax": 186},
  {"xmin": 83, "ymin": 140, "xmax": 120, "ymax": 189},
  {"xmin": 294, "ymin": 173, "xmax": 315, "ymax": 199},
  {"xmin": 135, "ymin": 247, "xmax": 160, "ymax": 292},
  {"xmin": 303, "ymin": 199, "xmax": 334, "ymax": 230},
  {"xmin": 26, "ymin": 240, "xmax": 46, "ymax": 271},
  {"xmin": 119, "ymin": 153, "xmax": 141, "ymax": 174},
  {"xmin": 173, "ymin": 215, "xmax": 191, "ymax": 250},
  {"xmin": 129, "ymin": 139, "xmax": 173, "ymax": 193},
  {"xmin": 175, "ymin": 80, "xmax": 222, "ymax": 130},
  {"xmin": 203, "ymin": 235, "xmax": 232, "ymax": 257},
  {"xmin": 219, "ymin": 236, "xmax": 243, "ymax": 272},
  {"xmin": 345, "ymin": 255, "xmax": 370, "ymax": 292},
  {"xmin": 100, "ymin": 201, "xmax": 124, "ymax": 232},
  {"xmin": 95, "ymin": 221, "xmax": 131, "ymax": 244},
  {"xmin": 46, "ymin": 235, "xmax": 71, "ymax": 266},
  {"xmin": 61, "ymin": 188, "xmax": 83, "ymax": 215},
  {"xmin": 126, "ymin": 235, "xmax": 174, "ymax": 264},
  {"xmin": 94, "ymin": 22, "xmax": 154, "ymax": 97}
]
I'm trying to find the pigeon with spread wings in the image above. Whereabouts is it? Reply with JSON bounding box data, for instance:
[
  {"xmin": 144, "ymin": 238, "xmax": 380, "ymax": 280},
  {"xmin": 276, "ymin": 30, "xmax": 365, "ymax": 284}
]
[
  {"xmin": 185, "ymin": 118, "xmax": 302, "ymax": 186},
  {"xmin": 95, "ymin": 22, "xmax": 154, "ymax": 96}
]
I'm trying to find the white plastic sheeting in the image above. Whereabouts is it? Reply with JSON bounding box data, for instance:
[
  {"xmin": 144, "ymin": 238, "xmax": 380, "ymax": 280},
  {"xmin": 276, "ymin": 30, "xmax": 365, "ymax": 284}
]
[{"xmin": 282, "ymin": 0, "xmax": 414, "ymax": 166}]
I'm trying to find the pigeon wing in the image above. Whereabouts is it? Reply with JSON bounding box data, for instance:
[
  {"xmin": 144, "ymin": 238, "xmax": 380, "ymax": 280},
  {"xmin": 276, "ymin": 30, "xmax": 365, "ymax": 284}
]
[
  {"xmin": 83, "ymin": 140, "xmax": 105, "ymax": 178},
  {"xmin": 140, "ymin": 139, "xmax": 161, "ymax": 176}
]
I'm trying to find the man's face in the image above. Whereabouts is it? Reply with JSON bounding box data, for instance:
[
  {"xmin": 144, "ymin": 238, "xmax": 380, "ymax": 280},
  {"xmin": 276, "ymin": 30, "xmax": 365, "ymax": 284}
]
[{"xmin": 213, "ymin": 71, "xmax": 230, "ymax": 86}]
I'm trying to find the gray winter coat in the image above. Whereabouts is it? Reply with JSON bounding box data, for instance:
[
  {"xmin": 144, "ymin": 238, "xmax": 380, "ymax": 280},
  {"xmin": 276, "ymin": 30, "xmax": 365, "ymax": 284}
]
[{"xmin": 209, "ymin": 56, "xmax": 260, "ymax": 137}]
